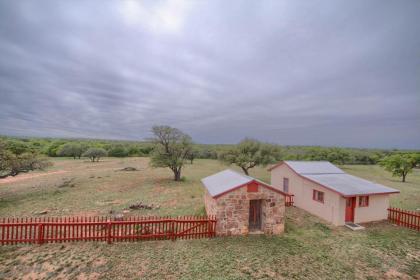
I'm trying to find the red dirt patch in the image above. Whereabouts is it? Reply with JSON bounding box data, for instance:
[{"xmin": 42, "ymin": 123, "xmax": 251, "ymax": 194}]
[{"xmin": 0, "ymin": 170, "xmax": 68, "ymax": 184}]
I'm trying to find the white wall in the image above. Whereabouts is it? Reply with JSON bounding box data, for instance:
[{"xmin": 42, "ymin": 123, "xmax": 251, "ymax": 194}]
[
  {"xmin": 354, "ymin": 194, "xmax": 389, "ymax": 223},
  {"xmin": 270, "ymin": 164, "xmax": 392, "ymax": 226},
  {"xmin": 271, "ymin": 164, "xmax": 342, "ymax": 226}
]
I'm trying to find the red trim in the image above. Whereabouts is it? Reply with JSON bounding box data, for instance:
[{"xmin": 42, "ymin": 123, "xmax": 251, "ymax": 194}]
[
  {"xmin": 268, "ymin": 161, "xmax": 400, "ymax": 197},
  {"xmin": 342, "ymin": 191, "xmax": 399, "ymax": 197},
  {"xmin": 212, "ymin": 179, "xmax": 290, "ymax": 199}
]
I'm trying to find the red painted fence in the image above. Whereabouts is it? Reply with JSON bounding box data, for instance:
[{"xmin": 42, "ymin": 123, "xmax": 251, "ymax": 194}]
[
  {"xmin": 388, "ymin": 207, "xmax": 420, "ymax": 231},
  {"xmin": 0, "ymin": 215, "xmax": 217, "ymax": 245},
  {"xmin": 285, "ymin": 194, "xmax": 294, "ymax": 207}
]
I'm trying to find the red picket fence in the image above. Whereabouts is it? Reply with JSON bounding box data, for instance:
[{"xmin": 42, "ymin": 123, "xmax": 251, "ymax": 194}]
[
  {"xmin": 388, "ymin": 207, "xmax": 420, "ymax": 231},
  {"xmin": 285, "ymin": 194, "xmax": 294, "ymax": 207},
  {"xmin": 0, "ymin": 215, "xmax": 217, "ymax": 245}
]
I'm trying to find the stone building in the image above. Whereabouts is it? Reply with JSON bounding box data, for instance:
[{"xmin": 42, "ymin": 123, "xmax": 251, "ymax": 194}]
[{"xmin": 202, "ymin": 169, "xmax": 287, "ymax": 236}]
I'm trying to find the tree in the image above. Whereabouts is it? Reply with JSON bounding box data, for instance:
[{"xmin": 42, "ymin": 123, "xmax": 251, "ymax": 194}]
[
  {"xmin": 108, "ymin": 144, "xmax": 129, "ymax": 157},
  {"xmin": 379, "ymin": 154, "xmax": 415, "ymax": 182},
  {"xmin": 57, "ymin": 143, "xmax": 85, "ymax": 159},
  {"xmin": 187, "ymin": 148, "xmax": 200, "ymax": 164},
  {"xmin": 0, "ymin": 141, "xmax": 51, "ymax": 179},
  {"xmin": 82, "ymin": 148, "xmax": 107, "ymax": 162},
  {"xmin": 409, "ymin": 153, "xmax": 420, "ymax": 168},
  {"xmin": 219, "ymin": 139, "xmax": 277, "ymax": 175},
  {"xmin": 149, "ymin": 125, "xmax": 192, "ymax": 181}
]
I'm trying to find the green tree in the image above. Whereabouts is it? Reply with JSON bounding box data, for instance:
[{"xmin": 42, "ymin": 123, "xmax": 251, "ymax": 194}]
[
  {"xmin": 219, "ymin": 139, "xmax": 277, "ymax": 175},
  {"xmin": 82, "ymin": 148, "xmax": 107, "ymax": 162},
  {"xmin": 149, "ymin": 125, "xmax": 192, "ymax": 181},
  {"xmin": 379, "ymin": 154, "xmax": 414, "ymax": 182},
  {"xmin": 57, "ymin": 143, "xmax": 85, "ymax": 159},
  {"xmin": 187, "ymin": 147, "xmax": 200, "ymax": 164},
  {"xmin": 0, "ymin": 141, "xmax": 51, "ymax": 179},
  {"xmin": 108, "ymin": 144, "xmax": 129, "ymax": 157}
]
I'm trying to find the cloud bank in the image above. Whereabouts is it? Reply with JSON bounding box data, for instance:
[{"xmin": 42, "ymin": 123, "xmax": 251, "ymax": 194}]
[{"xmin": 0, "ymin": 0, "xmax": 419, "ymax": 148}]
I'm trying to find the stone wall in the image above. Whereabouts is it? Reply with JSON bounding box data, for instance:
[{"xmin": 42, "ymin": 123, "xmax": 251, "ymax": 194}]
[{"xmin": 204, "ymin": 183, "xmax": 285, "ymax": 236}]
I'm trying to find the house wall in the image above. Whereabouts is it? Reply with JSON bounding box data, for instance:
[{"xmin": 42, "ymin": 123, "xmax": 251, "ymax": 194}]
[
  {"xmin": 354, "ymin": 194, "xmax": 389, "ymax": 223},
  {"xmin": 271, "ymin": 164, "xmax": 342, "ymax": 225},
  {"xmin": 204, "ymin": 183, "xmax": 285, "ymax": 236},
  {"xmin": 271, "ymin": 164, "xmax": 392, "ymax": 226}
]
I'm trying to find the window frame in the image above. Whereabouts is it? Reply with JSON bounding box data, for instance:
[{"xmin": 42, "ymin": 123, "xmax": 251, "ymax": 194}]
[
  {"xmin": 359, "ymin": 196, "xmax": 369, "ymax": 207},
  {"xmin": 312, "ymin": 189, "xmax": 324, "ymax": 203}
]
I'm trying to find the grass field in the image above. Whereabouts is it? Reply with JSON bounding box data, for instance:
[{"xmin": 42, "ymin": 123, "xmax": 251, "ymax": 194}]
[{"xmin": 0, "ymin": 158, "xmax": 419, "ymax": 279}]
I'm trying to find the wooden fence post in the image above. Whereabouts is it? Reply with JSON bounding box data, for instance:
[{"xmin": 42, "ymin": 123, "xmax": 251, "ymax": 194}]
[
  {"xmin": 37, "ymin": 223, "xmax": 44, "ymax": 245},
  {"xmin": 171, "ymin": 219, "xmax": 175, "ymax": 241},
  {"xmin": 107, "ymin": 220, "xmax": 112, "ymax": 244}
]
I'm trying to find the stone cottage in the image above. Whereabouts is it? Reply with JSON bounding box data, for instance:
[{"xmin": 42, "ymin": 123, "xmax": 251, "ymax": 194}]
[{"xmin": 201, "ymin": 169, "xmax": 287, "ymax": 236}]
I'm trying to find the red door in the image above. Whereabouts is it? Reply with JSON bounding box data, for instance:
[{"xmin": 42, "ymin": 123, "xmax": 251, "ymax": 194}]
[{"xmin": 345, "ymin": 197, "xmax": 356, "ymax": 223}]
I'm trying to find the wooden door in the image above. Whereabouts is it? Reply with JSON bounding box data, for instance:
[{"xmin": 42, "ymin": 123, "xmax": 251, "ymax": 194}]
[
  {"xmin": 345, "ymin": 197, "xmax": 356, "ymax": 223},
  {"xmin": 249, "ymin": 200, "xmax": 262, "ymax": 231}
]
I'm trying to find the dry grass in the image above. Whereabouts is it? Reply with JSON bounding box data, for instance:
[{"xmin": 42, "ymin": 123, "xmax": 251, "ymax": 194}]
[{"xmin": 0, "ymin": 158, "xmax": 419, "ymax": 279}]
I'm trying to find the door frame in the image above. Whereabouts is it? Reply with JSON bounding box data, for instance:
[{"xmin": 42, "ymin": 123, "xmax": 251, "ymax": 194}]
[
  {"xmin": 249, "ymin": 199, "xmax": 262, "ymax": 231},
  {"xmin": 345, "ymin": 197, "xmax": 356, "ymax": 223}
]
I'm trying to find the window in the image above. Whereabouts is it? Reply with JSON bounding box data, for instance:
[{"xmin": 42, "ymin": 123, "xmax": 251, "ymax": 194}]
[
  {"xmin": 283, "ymin": 178, "xmax": 289, "ymax": 193},
  {"xmin": 359, "ymin": 196, "xmax": 369, "ymax": 207},
  {"xmin": 313, "ymin": 190, "xmax": 324, "ymax": 203}
]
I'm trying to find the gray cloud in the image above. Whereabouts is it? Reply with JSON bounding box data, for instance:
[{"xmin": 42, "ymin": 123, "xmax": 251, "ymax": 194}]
[{"xmin": 0, "ymin": 0, "xmax": 419, "ymax": 148}]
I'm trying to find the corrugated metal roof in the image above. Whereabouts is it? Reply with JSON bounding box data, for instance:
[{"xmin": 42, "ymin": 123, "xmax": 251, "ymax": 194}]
[
  {"xmin": 303, "ymin": 173, "xmax": 399, "ymax": 196},
  {"xmin": 284, "ymin": 161, "xmax": 344, "ymax": 174},
  {"xmin": 201, "ymin": 169, "xmax": 253, "ymax": 197},
  {"xmin": 280, "ymin": 161, "xmax": 399, "ymax": 196}
]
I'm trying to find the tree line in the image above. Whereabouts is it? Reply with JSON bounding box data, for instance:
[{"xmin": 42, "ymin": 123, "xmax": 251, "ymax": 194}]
[
  {"xmin": 0, "ymin": 135, "xmax": 405, "ymax": 164},
  {"xmin": 1, "ymin": 132, "xmax": 419, "ymax": 182}
]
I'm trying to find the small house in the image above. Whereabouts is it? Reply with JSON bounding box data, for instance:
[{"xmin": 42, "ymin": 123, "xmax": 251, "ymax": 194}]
[
  {"xmin": 269, "ymin": 161, "xmax": 400, "ymax": 226},
  {"xmin": 202, "ymin": 169, "xmax": 287, "ymax": 236}
]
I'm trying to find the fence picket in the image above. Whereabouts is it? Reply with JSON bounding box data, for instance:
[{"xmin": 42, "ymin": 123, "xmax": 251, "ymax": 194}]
[
  {"xmin": 0, "ymin": 215, "xmax": 216, "ymax": 245},
  {"xmin": 388, "ymin": 207, "xmax": 420, "ymax": 232}
]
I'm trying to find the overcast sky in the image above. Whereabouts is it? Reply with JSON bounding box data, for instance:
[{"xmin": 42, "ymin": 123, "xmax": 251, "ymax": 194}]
[{"xmin": 0, "ymin": 0, "xmax": 419, "ymax": 149}]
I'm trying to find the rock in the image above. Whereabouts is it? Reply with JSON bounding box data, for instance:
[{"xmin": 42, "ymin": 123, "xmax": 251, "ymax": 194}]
[
  {"xmin": 118, "ymin": 167, "xmax": 138, "ymax": 172},
  {"xmin": 128, "ymin": 202, "xmax": 154, "ymax": 210},
  {"xmin": 122, "ymin": 210, "xmax": 130, "ymax": 214}
]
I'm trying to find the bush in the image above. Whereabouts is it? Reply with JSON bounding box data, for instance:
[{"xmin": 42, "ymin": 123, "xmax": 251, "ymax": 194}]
[
  {"xmin": 108, "ymin": 145, "xmax": 129, "ymax": 157},
  {"xmin": 0, "ymin": 141, "xmax": 51, "ymax": 178},
  {"xmin": 82, "ymin": 148, "xmax": 107, "ymax": 162}
]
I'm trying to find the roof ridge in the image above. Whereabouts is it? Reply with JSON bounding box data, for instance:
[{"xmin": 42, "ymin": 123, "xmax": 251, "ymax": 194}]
[{"xmin": 226, "ymin": 168, "xmax": 254, "ymax": 180}]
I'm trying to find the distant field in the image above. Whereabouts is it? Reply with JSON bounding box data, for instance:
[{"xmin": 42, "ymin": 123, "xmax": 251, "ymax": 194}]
[{"xmin": 0, "ymin": 158, "xmax": 418, "ymax": 279}]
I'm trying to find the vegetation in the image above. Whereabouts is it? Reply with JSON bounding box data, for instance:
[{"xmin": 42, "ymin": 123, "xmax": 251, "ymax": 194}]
[
  {"xmin": 82, "ymin": 148, "xmax": 107, "ymax": 162},
  {"xmin": 107, "ymin": 144, "xmax": 129, "ymax": 157},
  {"xmin": 0, "ymin": 140, "xmax": 51, "ymax": 179},
  {"xmin": 219, "ymin": 139, "xmax": 278, "ymax": 175},
  {"xmin": 379, "ymin": 154, "xmax": 418, "ymax": 182},
  {"xmin": 57, "ymin": 143, "xmax": 86, "ymax": 159},
  {"xmin": 0, "ymin": 135, "xmax": 419, "ymax": 166},
  {"xmin": 149, "ymin": 125, "xmax": 193, "ymax": 181},
  {"xmin": 0, "ymin": 158, "xmax": 418, "ymax": 279}
]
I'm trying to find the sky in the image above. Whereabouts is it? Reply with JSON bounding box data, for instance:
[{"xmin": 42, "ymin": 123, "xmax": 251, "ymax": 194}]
[{"xmin": 0, "ymin": 0, "xmax": 419, "ymax": 149}]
